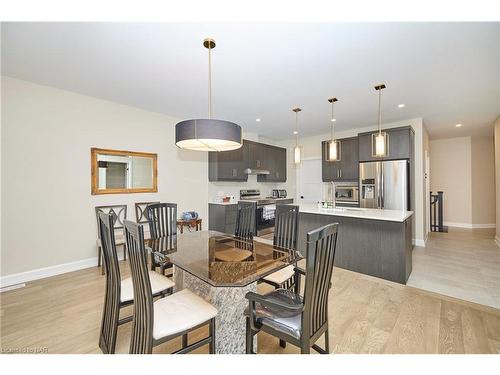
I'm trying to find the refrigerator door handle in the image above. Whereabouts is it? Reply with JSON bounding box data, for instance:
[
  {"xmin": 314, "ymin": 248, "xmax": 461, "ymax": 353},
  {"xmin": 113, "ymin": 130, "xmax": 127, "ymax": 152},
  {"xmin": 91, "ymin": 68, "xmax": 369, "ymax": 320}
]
[{"xmin": 380, "ymin": 162, "xmax": 384, "ymax": 208}]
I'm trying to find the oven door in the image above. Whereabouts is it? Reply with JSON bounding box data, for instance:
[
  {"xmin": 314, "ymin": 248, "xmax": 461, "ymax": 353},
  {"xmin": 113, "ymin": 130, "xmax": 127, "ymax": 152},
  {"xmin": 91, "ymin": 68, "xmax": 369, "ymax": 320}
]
[{"xmin": 256, "ymin": 204, "xmax": 276, "ymax": 236}]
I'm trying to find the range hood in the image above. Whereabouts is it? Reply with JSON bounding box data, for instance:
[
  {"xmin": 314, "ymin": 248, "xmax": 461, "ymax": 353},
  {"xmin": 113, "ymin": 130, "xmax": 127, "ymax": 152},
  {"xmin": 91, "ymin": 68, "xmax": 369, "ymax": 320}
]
[{"xmin": 244, "ymin": 168, "xmax": 270, "ymax": 175}]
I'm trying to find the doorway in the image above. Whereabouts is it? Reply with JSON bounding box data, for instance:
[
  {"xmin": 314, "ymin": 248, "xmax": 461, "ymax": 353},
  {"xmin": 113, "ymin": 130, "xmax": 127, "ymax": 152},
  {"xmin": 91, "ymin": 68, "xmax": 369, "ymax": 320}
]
[{"xmin": 296, "ymin": 157, "xmax": 323, "ymax": 204}]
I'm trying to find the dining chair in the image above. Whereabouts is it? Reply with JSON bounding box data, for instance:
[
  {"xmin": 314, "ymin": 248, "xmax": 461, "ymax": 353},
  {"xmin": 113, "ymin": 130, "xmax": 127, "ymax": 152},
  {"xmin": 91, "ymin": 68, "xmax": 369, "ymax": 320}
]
[
  {"xmin": 144, "ymin": 202, "xmax": 176, "ymax": 274},
  {"xmin": 124, "ymin": 219, "xmax": 218, "ymax": 354},
  {"xmin": 235, "ymin": 201, "xmax": 256, "ymax": 239},
  {"xmin": 245, "ymin": 222, "xmax": 339, "ymax": 354},
  {"xmin": 97, "ymin": 212, "xmax": 175, "ymax": 354},
  {"xmin": 95, "ymin": 205, "xmax": 127, "ymax": 275},
  {"xmin": 260, "ymin": 204, "xmax": 299, "ymax": 290},
  {"xmin": 134, "ymin": 201, "xmax": 160, "ymax": 239}
]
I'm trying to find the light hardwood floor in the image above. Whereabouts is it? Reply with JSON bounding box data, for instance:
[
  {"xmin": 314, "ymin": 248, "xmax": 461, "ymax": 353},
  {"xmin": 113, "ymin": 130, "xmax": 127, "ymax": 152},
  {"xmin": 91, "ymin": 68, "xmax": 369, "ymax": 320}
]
[
  {"xmin": 408, "ymin": 228, "xmax": 500, "ymax": 309},
  {"xmin": 2, "ymin": 257, "xmax": 499, "ymax": 354}
]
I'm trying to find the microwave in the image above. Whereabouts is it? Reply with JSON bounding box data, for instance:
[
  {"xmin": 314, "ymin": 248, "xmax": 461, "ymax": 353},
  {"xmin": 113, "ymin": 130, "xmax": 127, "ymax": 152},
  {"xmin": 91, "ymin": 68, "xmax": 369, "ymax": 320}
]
[{"xmin": 335, "ymin": 183, "xmax": 359, "ymax": 204}]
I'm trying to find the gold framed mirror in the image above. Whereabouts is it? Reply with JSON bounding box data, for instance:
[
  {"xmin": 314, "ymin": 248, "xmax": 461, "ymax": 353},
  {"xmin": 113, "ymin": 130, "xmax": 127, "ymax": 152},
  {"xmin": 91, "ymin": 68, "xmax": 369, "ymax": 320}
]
[{"xmin": 91, "ymin": 148, "xmax": 158, "ymax": 195}]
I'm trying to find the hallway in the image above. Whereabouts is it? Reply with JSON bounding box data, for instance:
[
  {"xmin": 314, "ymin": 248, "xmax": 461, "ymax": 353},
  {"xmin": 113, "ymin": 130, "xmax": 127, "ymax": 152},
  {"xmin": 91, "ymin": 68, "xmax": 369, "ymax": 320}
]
[{"xmin": 408, "ymin": 228, "xmax": 500, "ymax": 309}]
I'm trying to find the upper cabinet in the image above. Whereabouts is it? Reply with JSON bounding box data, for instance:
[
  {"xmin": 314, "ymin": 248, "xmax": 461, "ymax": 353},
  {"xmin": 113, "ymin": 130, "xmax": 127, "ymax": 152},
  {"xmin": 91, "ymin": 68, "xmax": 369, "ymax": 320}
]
[
  {"xmin": 257, "ymin": 144, "xmax": 287, "ymax": 182},
  {"xmin": 358, "ymin": 126, "xmax": 414, "ymax": 162},
  {"xmin": 208, "ymin": 140, "xmax": 287, "ymax": 182},
  {"xmin": 322, "ymin": 137, "xmax": 359, "ymax": 182}
]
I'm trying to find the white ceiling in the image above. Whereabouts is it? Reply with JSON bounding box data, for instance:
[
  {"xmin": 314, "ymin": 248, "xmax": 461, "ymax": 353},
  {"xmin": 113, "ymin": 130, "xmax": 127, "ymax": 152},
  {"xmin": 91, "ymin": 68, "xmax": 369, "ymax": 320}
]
[{"xmin": 2, "ymin": 22, "xmax": 499, "ymax": 139}]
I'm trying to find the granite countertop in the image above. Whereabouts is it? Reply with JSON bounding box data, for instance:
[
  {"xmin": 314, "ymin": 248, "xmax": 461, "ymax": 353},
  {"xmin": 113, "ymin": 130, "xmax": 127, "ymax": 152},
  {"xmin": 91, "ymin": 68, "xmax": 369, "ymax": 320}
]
[
  {"xmin": 210, "ymin": 197, "xmax": 293, "ymax": 205},
  {"xmin": 209, "ymin": 201, "xmax": 238, "ymax": 205},
  {"xmin": 298, "ymin": 203, "xmax": 413, "ymax": 222}
]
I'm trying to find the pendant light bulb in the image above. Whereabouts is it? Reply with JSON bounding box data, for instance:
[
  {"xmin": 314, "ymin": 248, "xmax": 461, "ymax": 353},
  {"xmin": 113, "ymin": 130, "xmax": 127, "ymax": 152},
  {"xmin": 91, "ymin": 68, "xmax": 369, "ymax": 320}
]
[
  {"xmin": 373, "ymin": 84, "xmax": 388, "ymax": 157},
  {"xmin": 292, "ymin": 108, "xmax": 302, "ymax": 165},
  {"xmin": 327, "ymin": 97, "xmax": 341, "ymax": 162}
]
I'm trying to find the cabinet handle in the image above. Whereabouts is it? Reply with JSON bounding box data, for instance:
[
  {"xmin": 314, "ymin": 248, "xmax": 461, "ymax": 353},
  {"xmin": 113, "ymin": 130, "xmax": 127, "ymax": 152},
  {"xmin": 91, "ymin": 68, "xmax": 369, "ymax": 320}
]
[
  {"xmin": 340, "ymin": 169, "xmax": 342, "ymax": 178},
  {"xmin": 256, "ymin": 160, "xmax": 261, "ymax": 168},
  {"xmin": 232, "ymin": 168, "xmax": 237, "ymax": 177}
]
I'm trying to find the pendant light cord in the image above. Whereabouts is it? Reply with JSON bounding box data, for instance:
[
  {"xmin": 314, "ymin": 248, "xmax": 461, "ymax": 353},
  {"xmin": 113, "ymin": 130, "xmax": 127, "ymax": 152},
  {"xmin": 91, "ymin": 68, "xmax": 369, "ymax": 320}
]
[
  {"xmin": 378, "ymin": 89, "xmax": 382, "ymax": 135},
  {"xmin": 208, "ymin": 44, "xmax": 212, "ymax": 120},
  {"xmin": 295, "ymin": 112, "xmax": 298, "ymax": 146},
  {"xmin": 331, "ymin": 100, "xmax": 335, "ymax": 141}
]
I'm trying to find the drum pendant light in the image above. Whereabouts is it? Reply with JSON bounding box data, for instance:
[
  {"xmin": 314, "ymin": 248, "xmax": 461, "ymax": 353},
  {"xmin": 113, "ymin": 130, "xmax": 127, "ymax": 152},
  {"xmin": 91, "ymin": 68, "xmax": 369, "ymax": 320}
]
[
  {"xmin": 326, "ymin": 97, "xmax": 341, "ymax": 162},
  {"xmin": 175, "ymin": 38, "xmax": 242, "ymax": 152},
  {"xmin": 292, "ymin": 108, "xmax": 303, "ymax": 165},
  {"xmin": 372, "ymin": 84, "xmax": 388, "ymax": 157}
]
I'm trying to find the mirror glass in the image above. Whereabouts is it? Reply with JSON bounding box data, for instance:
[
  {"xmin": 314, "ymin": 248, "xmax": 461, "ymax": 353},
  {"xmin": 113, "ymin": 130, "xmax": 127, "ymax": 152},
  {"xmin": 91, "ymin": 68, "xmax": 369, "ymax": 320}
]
[{"xmin": 91, "ymin": 148, "xmax": 157, "ymax": 194}]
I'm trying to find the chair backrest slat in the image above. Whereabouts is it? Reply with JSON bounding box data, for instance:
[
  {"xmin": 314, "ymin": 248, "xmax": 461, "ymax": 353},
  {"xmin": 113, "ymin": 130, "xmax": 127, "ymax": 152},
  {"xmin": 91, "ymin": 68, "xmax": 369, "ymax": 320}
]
[
  {"xmin": 145, "ymin": 203, "xmax": 177, "ymax": 238},
  {"xmin": 273, "ymin": 204, "xmax": 299, "ymax": 251},
  {"xmin": 95, "ymin": 205, "xmax": 127, "ymax": 238},
  {"xmin": 135, "ymin": 201, "xmax": 160, "ymax": 224},
  {"xmin": 302, "ymin": 223, "xmax": 338, "ymax": 340},
  {"xmin": 235, "ymin": 201, "xmax": 256, "ymax": 240},
  {"xmin": 97, "ymin": 212, "xmax": 122, "ymax": 354},
  {"xmin": 124, "ymin": 220, "xmax": 154, "ymax": 354}
]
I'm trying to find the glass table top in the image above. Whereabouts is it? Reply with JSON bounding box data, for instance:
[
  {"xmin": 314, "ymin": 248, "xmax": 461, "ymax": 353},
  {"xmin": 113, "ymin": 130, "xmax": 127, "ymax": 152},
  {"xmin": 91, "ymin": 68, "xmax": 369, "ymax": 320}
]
[{"xmin": 145, "ymin": 230, "xmax": 301, "ymax": 287}]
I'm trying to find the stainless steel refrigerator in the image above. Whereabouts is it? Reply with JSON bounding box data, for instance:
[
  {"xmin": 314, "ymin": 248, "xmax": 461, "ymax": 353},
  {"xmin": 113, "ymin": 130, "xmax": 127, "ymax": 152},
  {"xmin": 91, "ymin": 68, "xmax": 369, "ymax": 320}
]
[{"xmin": 359, "ymin": 160, "xmax": 410, "ymax": 210}]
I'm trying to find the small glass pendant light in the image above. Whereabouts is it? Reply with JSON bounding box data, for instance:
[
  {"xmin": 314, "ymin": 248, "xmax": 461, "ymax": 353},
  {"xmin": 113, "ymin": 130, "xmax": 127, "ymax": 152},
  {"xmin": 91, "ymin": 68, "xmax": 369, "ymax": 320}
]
[
  {"xmin": 372, "ymin": 84, "xmax": 389, "ymax": 157},
  {"xmin": 292, "ymin": 108, "xmax": 303, "ymax": 165},
  {"xmin": 327, "ymin": 97, "xmax": 341, "ymax": 162}
]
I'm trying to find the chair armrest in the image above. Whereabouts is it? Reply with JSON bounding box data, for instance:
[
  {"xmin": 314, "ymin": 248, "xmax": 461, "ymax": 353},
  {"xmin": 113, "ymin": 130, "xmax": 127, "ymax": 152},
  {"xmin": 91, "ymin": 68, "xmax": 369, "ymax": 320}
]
[
  {"xmin": 245, "ymin": 291, "xmax": 303, "ymax": 331},
  {"xmin": 293, "ymin": 266, "xmax": 306, "ymax": 275},
  {"xmin": 245, "ymin": 292, "xmax": 303, "ymax": 312}
]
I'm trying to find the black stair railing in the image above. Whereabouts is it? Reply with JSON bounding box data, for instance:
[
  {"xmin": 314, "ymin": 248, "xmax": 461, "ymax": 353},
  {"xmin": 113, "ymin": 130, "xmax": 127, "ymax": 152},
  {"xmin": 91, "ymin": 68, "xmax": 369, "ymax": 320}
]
[{"xmin": 430, "ymin": 191, "xmax": 448, "ymax": 232}]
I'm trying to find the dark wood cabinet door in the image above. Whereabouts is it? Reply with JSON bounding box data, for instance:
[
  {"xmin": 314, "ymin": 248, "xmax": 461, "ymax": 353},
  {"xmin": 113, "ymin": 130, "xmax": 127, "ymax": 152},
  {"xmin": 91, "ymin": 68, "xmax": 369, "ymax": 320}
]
[
  {"xmin": 208, "ymin": 145, "xmax": 247, "ymax": 181},
  {"xmin": 258, "ymin": 144, "xmax": 287, "ymax": 182},
  {"xmin": 338, "ymin": 137, "xmax": 359, "ymax": 181},
  {"xmin": 358, "ymin": 127, "xmax": 413, "ymax": 162}
]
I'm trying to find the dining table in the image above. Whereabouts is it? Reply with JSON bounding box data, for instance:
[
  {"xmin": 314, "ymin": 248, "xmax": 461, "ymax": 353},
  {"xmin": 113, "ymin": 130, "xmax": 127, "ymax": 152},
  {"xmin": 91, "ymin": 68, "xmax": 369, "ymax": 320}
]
[{"xmin": 145, "ymin": 230, "xmax": 301, "ymax": 354}]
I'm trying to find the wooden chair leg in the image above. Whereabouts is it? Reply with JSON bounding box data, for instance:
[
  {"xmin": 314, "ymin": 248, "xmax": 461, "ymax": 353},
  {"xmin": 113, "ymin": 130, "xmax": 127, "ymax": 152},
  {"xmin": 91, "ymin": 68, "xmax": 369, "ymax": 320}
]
[
  {"xmin": 279, "ymin": 339, "xmax": 287, "ymax": 348},
  {"xmin": 123, "ymin": 244, "xmax": 127, "ymax": 261},
  {"xmin": 182, "ymin": 333, "xmax": 188, "ymax": 348},
  {"xmin": 209, "ymin": 318, "xmax": 216, "ymax": 354},
  {"xmin": 301, "ymin": 345, "xmax": 310, "ymax": 354},
  {"xmin": 324, "ymin": 326, "xmax": 330, "ymax": 354},
  {"xmin": 245, "ymin": 317, "xmax": 254, "ymax": 354}
]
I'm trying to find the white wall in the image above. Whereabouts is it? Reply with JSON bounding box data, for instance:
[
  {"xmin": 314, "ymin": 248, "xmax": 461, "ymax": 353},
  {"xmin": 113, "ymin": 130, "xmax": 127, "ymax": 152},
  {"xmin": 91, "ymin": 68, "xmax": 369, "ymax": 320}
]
[
  {"xmin": 1, "ymin": 77, "xmax": 209, "ymax": 280},
  {"xmin": 494, "ymin": 116, "xmax": 500, "ymax": 242},
  {"xmin": 275, "ymin": 118, "xmax": 428, "ymax": 246},
  {"xmin": 430, "ymin": 137, "xmax": 473, "ymax": 225},
  {"xmin": 430, "ymin": 135, "xmax": 496, "ymax": 228}
]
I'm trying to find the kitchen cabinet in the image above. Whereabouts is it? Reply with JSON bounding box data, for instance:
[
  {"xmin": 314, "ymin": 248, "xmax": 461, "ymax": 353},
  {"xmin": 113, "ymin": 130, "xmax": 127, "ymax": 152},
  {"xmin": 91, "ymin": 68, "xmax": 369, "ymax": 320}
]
[
  {"xmin": 257, "ymin": 145, "xmax": 287, "ymax": 182},
  {"xmin": 209, "ymin": 139, "xmax": 287, "ymax": 182},
  {"xmin": 322, "ymin": 136, "xmax": 359, "ymax": 182},
  {"xmin": 358, "ymin": 126, "xmax": 414, "ymax": 162},
  {"xmin": 208, "ymin": 144, "xmax": 248, "ymax": 182},
  {"xmin": 208, "ymin": 203, "xmax": 238, "ymax": 234}
]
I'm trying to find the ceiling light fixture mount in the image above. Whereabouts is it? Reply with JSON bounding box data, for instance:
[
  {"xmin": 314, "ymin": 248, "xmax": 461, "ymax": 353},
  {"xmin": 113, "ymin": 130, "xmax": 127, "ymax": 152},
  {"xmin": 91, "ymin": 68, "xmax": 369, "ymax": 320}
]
[
  {"xmin": 327, "ymin": 97, "xmax": 341, "ymax": 162},
  {"xmin": 175, "ymin": 38, "xmax": 242, "ymax": 152}
]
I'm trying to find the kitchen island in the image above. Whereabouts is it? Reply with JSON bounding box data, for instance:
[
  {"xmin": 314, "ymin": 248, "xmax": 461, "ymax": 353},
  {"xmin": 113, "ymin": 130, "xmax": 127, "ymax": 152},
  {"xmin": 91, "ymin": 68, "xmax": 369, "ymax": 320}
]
[{"xmin": 297, "ymin": 204, "xmax": 413, "ymax": 284}]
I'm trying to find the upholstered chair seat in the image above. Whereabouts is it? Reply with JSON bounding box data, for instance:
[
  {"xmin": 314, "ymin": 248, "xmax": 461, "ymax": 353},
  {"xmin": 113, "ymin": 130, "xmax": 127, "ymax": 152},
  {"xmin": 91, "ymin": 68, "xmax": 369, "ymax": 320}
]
[
  {"xmin": 153, "ymin": 289, "xmax": 218, "ymax": 340},
  {"xmin": 120, "ymin": 271, "xmax": 175, "ymax": 303},
  {"xmin": 244, "ymin": 289, "xmax": 303, "ymax": 339},
  {"xmin": 262, "ymin": 265, "xmax": 295, "ymax": 286}
]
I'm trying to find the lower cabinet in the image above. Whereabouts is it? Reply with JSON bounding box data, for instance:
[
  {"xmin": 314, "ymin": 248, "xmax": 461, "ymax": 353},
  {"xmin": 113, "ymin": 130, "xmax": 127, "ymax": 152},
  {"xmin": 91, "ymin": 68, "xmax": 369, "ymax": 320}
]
[{"xmin": 208, "ymin": 204, "xmax": 237, "ymax": 234}]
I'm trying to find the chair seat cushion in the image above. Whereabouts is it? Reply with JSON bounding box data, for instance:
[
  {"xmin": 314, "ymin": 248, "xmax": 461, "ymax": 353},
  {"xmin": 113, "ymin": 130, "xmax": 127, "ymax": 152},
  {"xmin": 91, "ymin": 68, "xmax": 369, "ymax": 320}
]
[
  {"xmin": 97, "ymin": 233, "xmax": 125, "ymax": 247},
  {"xmin": 153, "ymin": 289, "xmax": 218, "ymax": 340},
  {"xmin": 262, "ymin": 265, "xmax": 295, "ymax": 285},
  {"xmin": 120, "ymin": 271, "xmax": 175, "ymax": 303},
  {"xmin": 244, "ymin": 289, "xmax": 303, "ymax": 340}
]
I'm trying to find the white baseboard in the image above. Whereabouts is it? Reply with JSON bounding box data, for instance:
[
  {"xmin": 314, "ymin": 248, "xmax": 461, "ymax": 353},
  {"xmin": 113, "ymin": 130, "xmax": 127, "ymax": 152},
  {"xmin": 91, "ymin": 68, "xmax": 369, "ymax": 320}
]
[
  {"xmin": 413, "ymin": 238, "xmax": 426, "ymax": 247},
  {"xmin": 444, "ymin": 222, "xmax": 496, "ymax": 229},
  {"xmin": 0, "ymin": 256, "xmax": 98, "ymax": 288}
]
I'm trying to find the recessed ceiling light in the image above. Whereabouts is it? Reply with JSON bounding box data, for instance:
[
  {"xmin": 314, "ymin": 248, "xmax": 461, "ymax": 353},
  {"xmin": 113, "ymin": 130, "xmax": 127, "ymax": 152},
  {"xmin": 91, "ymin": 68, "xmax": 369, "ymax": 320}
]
[
  {"xmin": 456, "ymin": 123, "xmax": 462, "ymax": 128},
  {"xmin": 330, "ymin": 118, "xmax": 336, "ymax": 122},
  {"xmin": 255, "ymin": 118, "xmax": 261, "ymax": 122},
  {"xmin": 398, "ymin": 104, "xmax": 405, "ymax": 108},
  {"xmin": 293, "ymin": 131, "xmax": 298, "ymax": 135}
]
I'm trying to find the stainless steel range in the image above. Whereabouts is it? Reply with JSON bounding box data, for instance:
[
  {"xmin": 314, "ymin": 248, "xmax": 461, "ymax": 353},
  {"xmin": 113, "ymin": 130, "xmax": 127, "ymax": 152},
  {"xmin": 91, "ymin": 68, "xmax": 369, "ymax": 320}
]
[{"xmin": 239, "ymin": 189, "xmax": 277, "ymax": 236}]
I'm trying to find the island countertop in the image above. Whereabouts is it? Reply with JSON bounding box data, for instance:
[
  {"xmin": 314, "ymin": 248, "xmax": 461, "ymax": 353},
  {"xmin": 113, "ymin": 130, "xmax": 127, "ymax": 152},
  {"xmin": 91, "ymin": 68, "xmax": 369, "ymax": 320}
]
[{"xmin": 297, "ymin": 203, "xmax": 413, "ymax": 222}]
